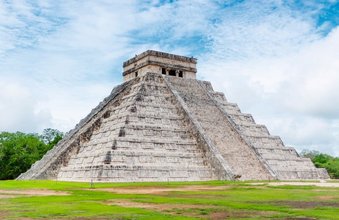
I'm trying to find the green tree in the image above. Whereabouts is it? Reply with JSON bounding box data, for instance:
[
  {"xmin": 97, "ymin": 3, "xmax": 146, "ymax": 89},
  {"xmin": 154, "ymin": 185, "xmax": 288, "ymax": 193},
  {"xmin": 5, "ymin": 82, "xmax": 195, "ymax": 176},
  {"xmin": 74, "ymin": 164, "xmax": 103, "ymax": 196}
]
[
  {"xmin": 40, "ymin": 128, "xmax": 63, "ymax": 148},
  {"xmin": 0, "ymin": 129, "xmax": 63, "ymax": 180},
  {"xmin": 301, "ymin": 150, "xmax": 339, "ymax": 179}
]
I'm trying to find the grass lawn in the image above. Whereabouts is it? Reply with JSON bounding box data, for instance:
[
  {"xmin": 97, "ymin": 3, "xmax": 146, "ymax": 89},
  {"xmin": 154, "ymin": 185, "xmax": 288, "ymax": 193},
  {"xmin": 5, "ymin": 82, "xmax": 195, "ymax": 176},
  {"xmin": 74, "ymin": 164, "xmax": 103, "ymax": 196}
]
[{"xmin": 0, "ymin": 180, "xmax": 338, "ymax": 219}]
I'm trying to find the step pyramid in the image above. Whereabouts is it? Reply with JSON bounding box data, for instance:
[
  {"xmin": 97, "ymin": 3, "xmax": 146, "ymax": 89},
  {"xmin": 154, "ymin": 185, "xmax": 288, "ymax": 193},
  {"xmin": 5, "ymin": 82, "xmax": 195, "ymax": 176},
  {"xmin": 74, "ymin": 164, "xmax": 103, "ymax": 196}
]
[{"xmin": 18, "ymin": 50, "xmax": 329, "ymax": 181}]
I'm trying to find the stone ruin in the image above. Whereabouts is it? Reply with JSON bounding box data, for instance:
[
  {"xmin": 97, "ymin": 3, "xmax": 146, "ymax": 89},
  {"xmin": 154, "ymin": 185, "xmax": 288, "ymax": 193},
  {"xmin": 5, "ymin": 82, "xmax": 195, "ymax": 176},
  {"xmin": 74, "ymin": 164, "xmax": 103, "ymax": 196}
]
[{"xmin": 18, "ymin": 50, "xmax": 329, "ymax": 182}]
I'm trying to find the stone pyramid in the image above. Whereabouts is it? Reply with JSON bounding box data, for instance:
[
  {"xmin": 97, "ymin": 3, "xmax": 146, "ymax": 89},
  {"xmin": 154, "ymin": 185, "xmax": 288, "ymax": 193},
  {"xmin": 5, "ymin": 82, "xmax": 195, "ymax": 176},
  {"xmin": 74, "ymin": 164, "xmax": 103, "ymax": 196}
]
[{"xmin": 18, "ymin": 50, "xmax": 329, "ymax": 182}]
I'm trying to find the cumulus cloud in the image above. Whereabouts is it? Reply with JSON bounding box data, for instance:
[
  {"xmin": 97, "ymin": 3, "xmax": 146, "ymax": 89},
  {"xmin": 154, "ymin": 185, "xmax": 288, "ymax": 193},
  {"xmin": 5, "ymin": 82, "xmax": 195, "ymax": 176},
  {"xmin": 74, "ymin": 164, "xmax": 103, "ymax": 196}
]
[
  {"xmin": 0, "ymin": 0, "xmax": 338, "ymax": 156},
  {"xmin": 199, "ymin": 20, "xmax": 339, "ymax": 156},
  {"xmin": 43, "ymin": 82, "xmax": 114, "ymax": 132},
  {"xmin": 0, "ymin": 0, "xmax": 144, "ymax": 132},
  {"xmin": 282, "ymin": 28, "xmax": 339, "ymax": 117},
  {"xmin": 0, "ymin": 80, "xmax": 51, "ymax": 133}
]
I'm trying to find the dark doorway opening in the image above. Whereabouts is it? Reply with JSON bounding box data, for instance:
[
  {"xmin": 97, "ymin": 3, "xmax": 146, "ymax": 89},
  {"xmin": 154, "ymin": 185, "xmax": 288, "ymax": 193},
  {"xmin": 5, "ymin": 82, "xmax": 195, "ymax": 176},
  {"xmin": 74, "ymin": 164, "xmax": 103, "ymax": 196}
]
[
  {"xmin": 178, "ymin": 71, "xmax": 183, "ymax": 78},
  {"xmin": 135, "ymin": 71, "xmax": 138, "ymax": 77},
  {"xmin": 169, "ymin": 69, "xmax": 176, "ymax": 76},
  {"xmin": 162, "ymin": 68, "xmax": 166, "ymax": 75}
]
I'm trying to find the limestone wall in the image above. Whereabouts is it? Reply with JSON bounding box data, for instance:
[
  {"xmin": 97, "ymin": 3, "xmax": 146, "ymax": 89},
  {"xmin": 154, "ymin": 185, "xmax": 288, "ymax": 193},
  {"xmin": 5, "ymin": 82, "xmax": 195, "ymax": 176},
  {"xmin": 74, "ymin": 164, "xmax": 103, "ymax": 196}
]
[
  {"xmin": 123, "ymin": 50, "xmax": 197, "ymax": 81},
  {"xmin": 202, "ymin": 81, "xmax": 329, "ymax": 180}
]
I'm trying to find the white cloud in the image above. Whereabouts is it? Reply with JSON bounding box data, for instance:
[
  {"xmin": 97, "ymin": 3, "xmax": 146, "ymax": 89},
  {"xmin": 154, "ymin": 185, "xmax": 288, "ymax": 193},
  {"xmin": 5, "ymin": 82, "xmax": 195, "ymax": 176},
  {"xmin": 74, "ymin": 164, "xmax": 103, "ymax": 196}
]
[
  {"xmin": 0, "ymin": 0, "xmax": 338, "ymax": 156},
  {"xmin": 282, "ymin": 28, "xmax": 339, "ymax": 117},
  {"xmin": 0, "ymin": 80, "xmax": 51, "ymax": 133},
  {"xmin": 43, "ymin": 82, "xmax": 114, "ymax": 132},
  {"xmin": 0, "ymin": 0, "xmax": 145, "ymax": 132},
  {"xmin": 199, "ymin": 20, "xmax": 339, "ymax": 156}
]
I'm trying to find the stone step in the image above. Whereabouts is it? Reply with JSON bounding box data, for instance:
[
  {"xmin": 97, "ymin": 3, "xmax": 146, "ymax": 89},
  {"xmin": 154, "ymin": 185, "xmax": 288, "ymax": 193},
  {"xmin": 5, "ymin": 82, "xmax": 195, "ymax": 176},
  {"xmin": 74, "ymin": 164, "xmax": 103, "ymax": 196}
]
[
  {"xmin": 199, "ymin": 81, "xmax": 214, "ymax": 92},
  {"xmin": 58, "ymin": 167, "xmax": 215, "ymax": 182},
  {"xmin": 227, "ymin": 113, "xmax": 256, "ymax": 125},
  {"xmin": 58, "ymin": 164, "xmax": 215, "ymax": 181},
  {"xmin": 70, "ymin": 150, "xmax": 207, "ymax": 162},
  {"xmin": 267, "ymin": 157, "xmax": 312, "ymax": 162},
  {"xmin": 220, "ymin": 103, "xmax": 241, "ymax": 114},
  {"xmin": 260, "ymin": 153, "xmax": 301, "ymax": 160},
  {"xmin": 121, "ymin": 126, "xmax": 192, "ymax": 140},
  {"xmin": 124, "ymin": 124, "xmax": 188, "ymax": 132},
  {"xmin": 140, "ymin": 85, "xmax": 171, "ymax": 95},
  {"xmin": 243, "ymin": 133, "xmax": 276, "ymax": 138},
  {"xmin": 266, "ymin": 158, "xmax": 316, "ymax": 170},
  {"xmin": 127, "ymin": 118, "xmax": 185, "ymax": 129},
  {"xmin": 107, "ymin": 103, "xmax": 138, "ymax": 115},
  {"xmin": 135, "ymin": 103, "xmax": 179, "ymax": 113},
  {"xmin": 59, "ymin": 176, "xmax": 215, "ymax": 182},
  {"xmin": 135, "ymin": 101, "xmax": 178, "ymax": 109},
  {"xmin": 79, "ymin": 143, "xmax": 203, "ymax": 159},
  {"xmin": 131, "ymin": 108, "xmax": 181, "ymax": 119},
  {"xmin": 91, "ymin": 122, "xmax": 124, "ymax": 135},
  {"xmin": 106, "ymin": 102, "xmax": 180, "ymax": 117},
  {"xmin": 120, "ymin": 89, "xmax": 171, "ymax": 102},
  {"xmin": 68, "ymin": 156, "xmax": 208, "ymax": 168},
  {"xmin": 247, "ymin": 136, "xmax": 285, "ymax": 149},
  {"xmin": 116, "ymin": 137, "xmax": 197, "ymax": 145},
  {"xmin": 83, "ymin": 130, "xmax": 197, "ymax": 147},
  {"xmin": 141, "ymin": 94, "xmax": 175, "ymax": 103},
  {"xmin": 114, "ymin": 140, "xmax": 200, "ymax": 151},
  {"xmin": 103, "ymin": 112, "xmax": 184, "ymax": 124},
  {"xmin": 237, "ymin": 124, "xmax": 270, "ymax": 137},
  {"xmin": 60, "ymin": 164, "xmax": 213, "ymax": 173},
  {"xmin": 121, "ymin": 93, "xmax": 173, "ymax": 104},
  {"xmin": 256, "ymin": 147, "xmax": 299, "ymax": 159},
  {"xmin": 130, "ymin": 81, "xmax": 167, "ymax": 90},
  {"xmin": 210, "ymin": 91, "xmax": 227, "ymax": 103},
  {"xmin": 274, "ymin": 170, "xmax": 322, "ymax": 180},
  {"xmin": 129, "ymin": 79, "xmax": 167, "ymax": 87},
  {"xmin": 92, "ymin": 115, "xmax": 183, "ymax": 130}
]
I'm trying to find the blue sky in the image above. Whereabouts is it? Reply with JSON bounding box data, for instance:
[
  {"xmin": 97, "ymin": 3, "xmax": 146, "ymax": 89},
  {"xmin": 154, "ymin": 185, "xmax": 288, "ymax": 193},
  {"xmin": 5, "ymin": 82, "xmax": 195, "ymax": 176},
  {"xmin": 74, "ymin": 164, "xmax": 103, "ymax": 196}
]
[{"xmin": 0, "ymin": 0, "xmax": 338, "ymax": 156}]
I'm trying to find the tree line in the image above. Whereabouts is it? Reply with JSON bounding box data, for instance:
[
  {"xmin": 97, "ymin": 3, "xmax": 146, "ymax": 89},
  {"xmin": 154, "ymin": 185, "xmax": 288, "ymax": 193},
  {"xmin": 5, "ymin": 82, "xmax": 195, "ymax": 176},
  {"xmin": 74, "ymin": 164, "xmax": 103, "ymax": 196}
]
[{"xmin": 0, "ymin": 129, "xmax": 63, "ymax": 180}]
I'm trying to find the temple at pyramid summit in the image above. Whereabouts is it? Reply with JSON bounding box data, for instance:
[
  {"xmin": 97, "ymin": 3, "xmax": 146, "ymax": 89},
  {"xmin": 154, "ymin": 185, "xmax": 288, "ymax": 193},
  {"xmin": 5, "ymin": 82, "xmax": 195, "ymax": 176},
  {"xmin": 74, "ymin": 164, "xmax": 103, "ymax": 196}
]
[{"xmin": 18, "ymin": 50, "xmax": 329, "ymax": 181}]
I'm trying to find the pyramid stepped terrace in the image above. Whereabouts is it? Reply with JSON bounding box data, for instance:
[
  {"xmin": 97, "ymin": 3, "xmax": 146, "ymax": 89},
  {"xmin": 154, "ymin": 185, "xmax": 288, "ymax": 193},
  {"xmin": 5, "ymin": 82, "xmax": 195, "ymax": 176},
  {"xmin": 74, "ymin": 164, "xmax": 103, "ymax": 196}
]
[{"xmin": 18, "ymin": 50, "xmax": 329, "ymax": 181}]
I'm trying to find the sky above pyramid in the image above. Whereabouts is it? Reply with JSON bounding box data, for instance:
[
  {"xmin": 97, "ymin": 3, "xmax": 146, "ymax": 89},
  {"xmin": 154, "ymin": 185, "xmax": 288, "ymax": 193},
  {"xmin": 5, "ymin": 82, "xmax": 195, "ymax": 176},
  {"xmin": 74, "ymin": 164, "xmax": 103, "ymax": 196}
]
[{"xmin": 0, "ymin": 0, "xmax": 338, "ymax": 156}]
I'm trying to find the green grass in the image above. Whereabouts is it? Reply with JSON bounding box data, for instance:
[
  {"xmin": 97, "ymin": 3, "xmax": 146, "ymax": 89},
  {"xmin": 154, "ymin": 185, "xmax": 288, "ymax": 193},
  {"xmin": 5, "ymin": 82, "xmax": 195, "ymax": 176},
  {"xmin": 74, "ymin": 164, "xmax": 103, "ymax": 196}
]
[{"xmin": 0, "ymin": 180, "xmax": 338, "ymax": 219}]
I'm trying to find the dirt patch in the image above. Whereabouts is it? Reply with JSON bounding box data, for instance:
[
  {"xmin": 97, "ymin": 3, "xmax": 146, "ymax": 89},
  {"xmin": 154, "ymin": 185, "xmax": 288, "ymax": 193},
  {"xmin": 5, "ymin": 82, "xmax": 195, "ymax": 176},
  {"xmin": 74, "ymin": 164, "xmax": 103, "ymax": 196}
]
[
  {"xmin": 107, "ymin": 199, "xmax": 217, "ymax": 211},
  {"xmin": 72, "ymin": 218, "xmax": 111, "ymax": 220},
  {"xmin": 282, "ymin": 218, "xmax": 316, "ymax": 220},
  {"xmin": 109, "ymin": 199, "xmax": 277, "ymax": 219},
  {"xmin": 0, "ymin": 189, "xmax": 69, "ymax": 198},
  {"xmin": 207, "ymin": 210, "xmax": 274, "ymax": 219},
  {"xmin": 0, "ymin": 211, "xmax": 32, "ymax": 220},
  {"xmin": 316, "ymin": 195, "xmax": 337, "ymax": 201},
  {"xmin": 0, "ymin": 211, "xmax": 9, "ymax": 219},
  {"xmin": 0, "ymin": 194, "xmax": 19, "ymax": 199},
  {"xmin": 208, "ymin": 211, "xmax": 230, "ymax": 220},
  {"xmin": 272, "ymin": 201, "xmax": 339, "ymax": 208},
  {"xmin": 94, "ymin": 185, "xmax": 230, "ymax": 194},
  {"xmin": 171, "ymin": 193, "xmax": 226, "ymax": 199}
]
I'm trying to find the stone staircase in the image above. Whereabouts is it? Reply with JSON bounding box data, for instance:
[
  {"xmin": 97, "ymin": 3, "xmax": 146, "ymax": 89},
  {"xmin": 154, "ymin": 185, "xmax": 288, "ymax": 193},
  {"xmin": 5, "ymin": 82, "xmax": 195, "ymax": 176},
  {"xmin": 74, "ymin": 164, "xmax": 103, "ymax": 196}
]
[
  {"xmin": 165, "ymin": 77, "xmax": 273, "ymax": 180},
  {"xmin": 57, "ymin": 73, "xmax": 217, "ymax": 182}
]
